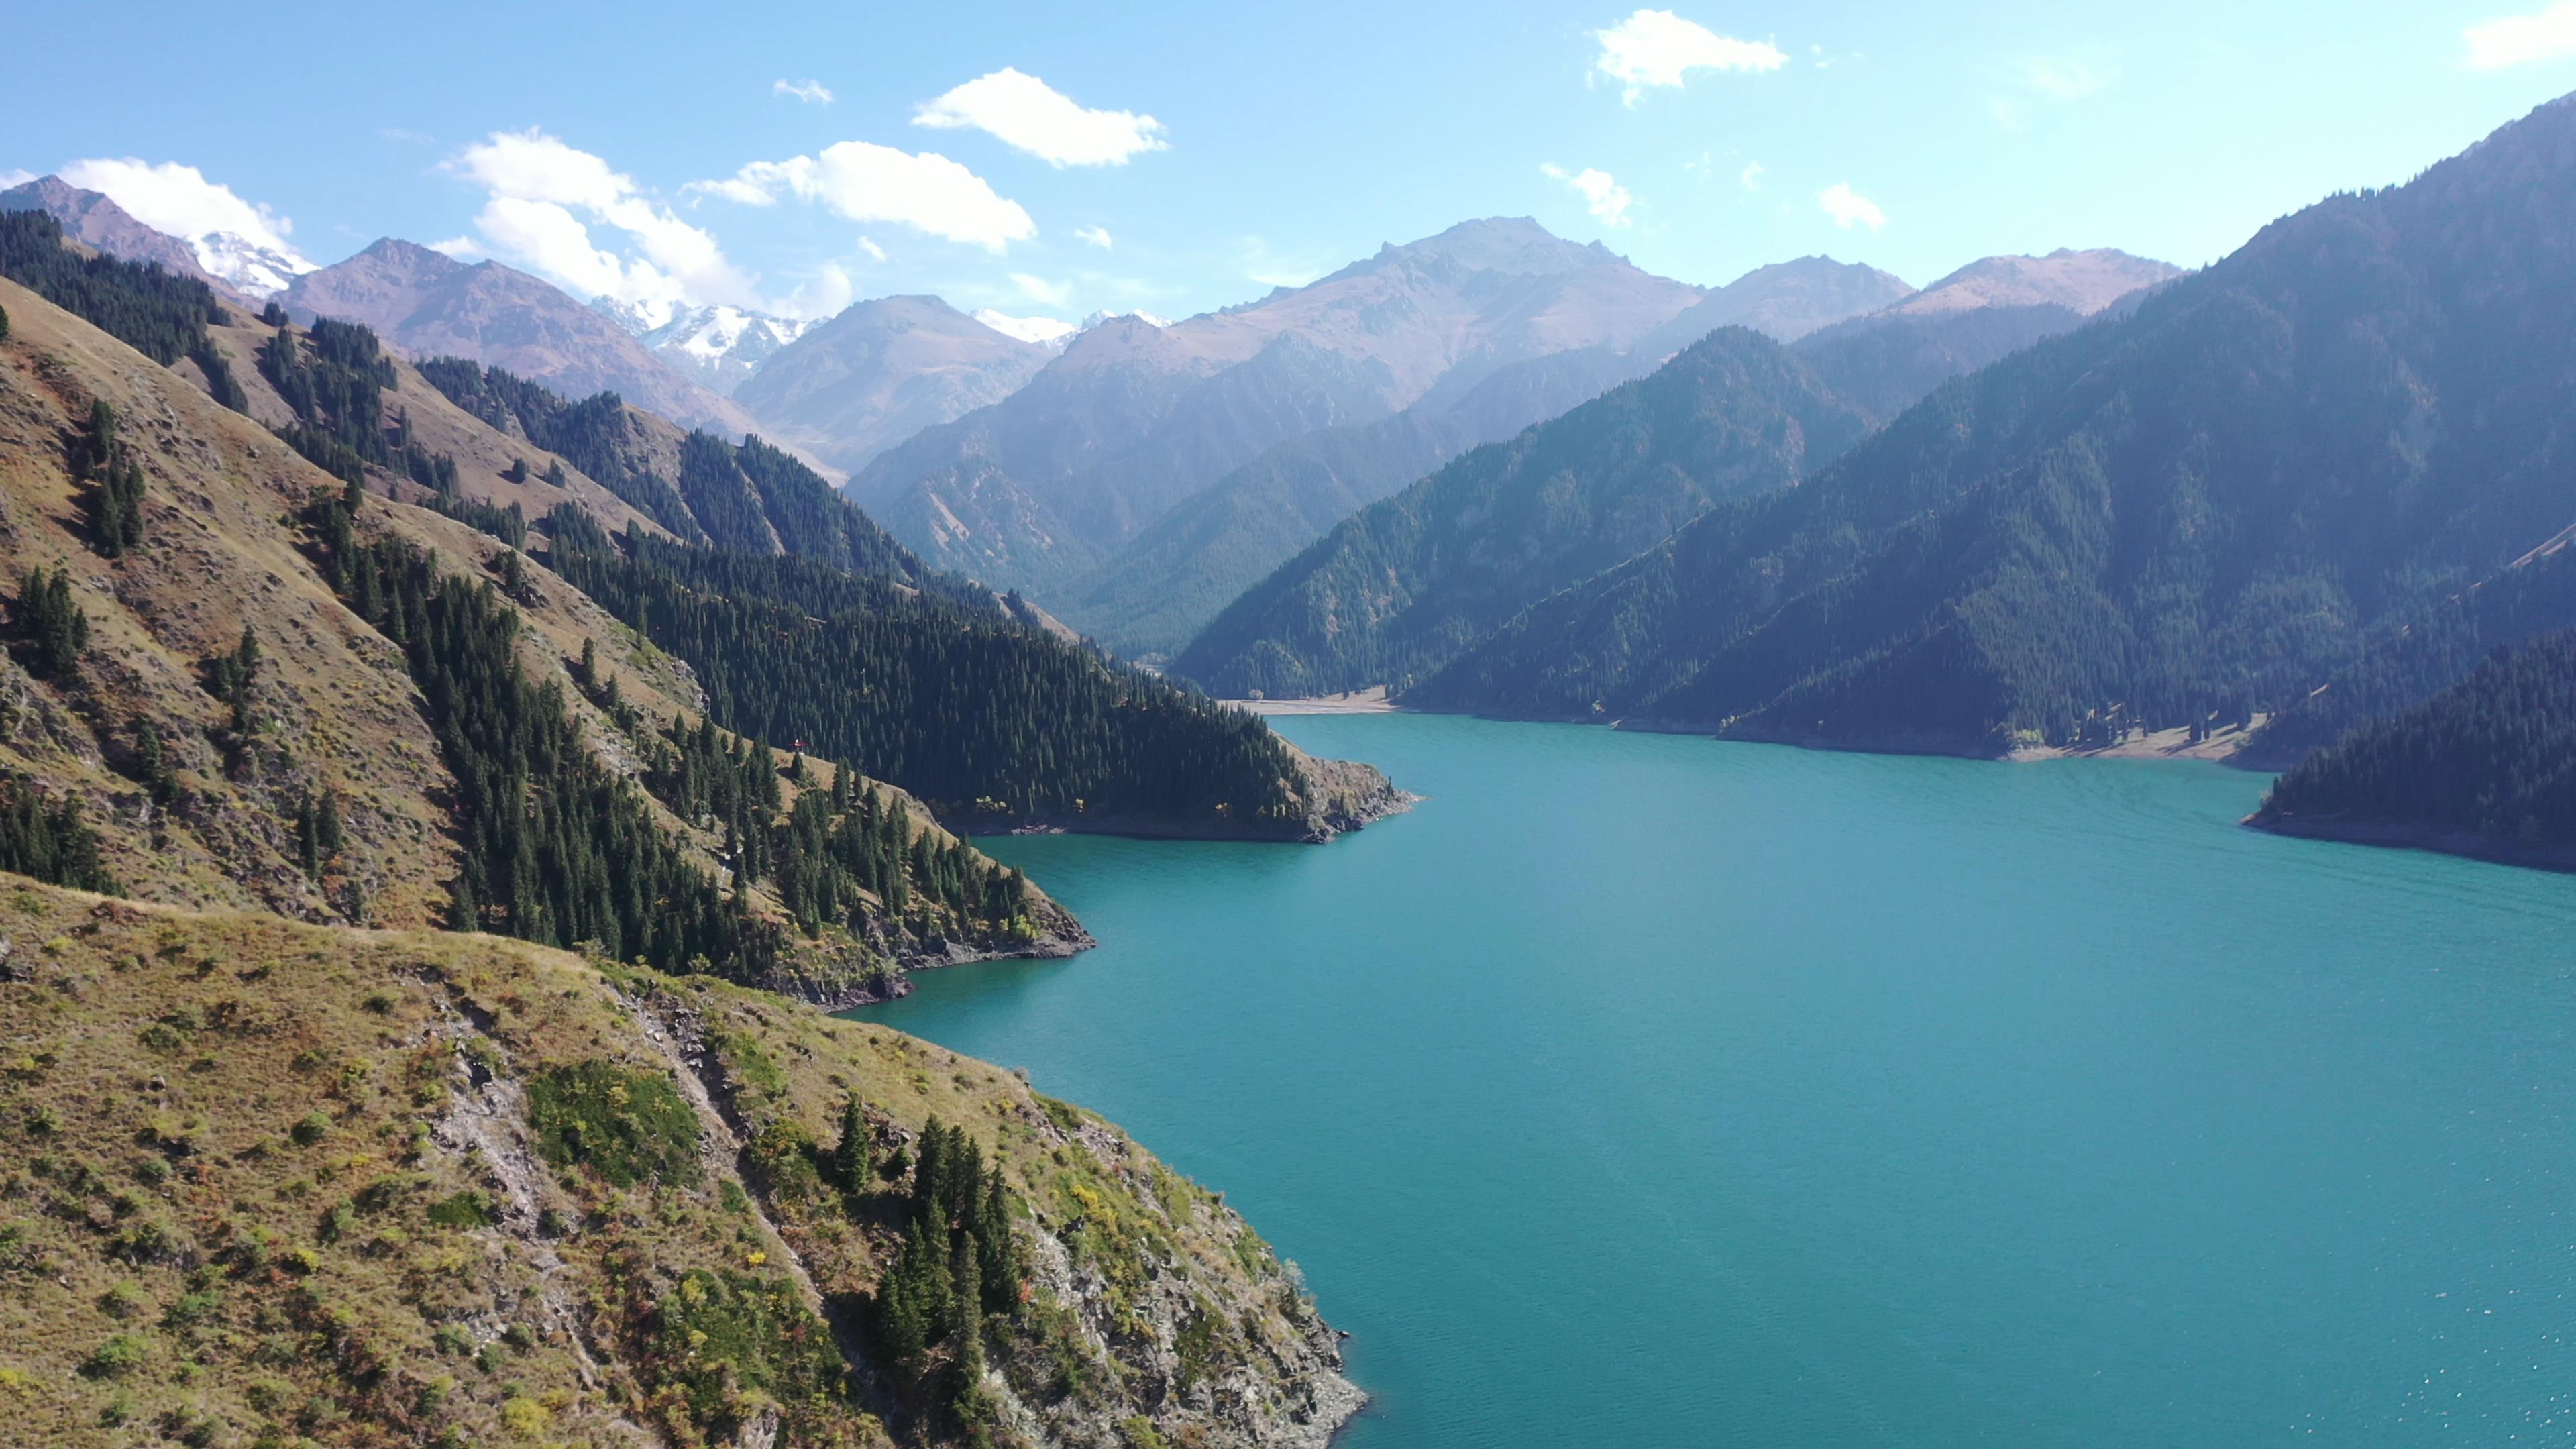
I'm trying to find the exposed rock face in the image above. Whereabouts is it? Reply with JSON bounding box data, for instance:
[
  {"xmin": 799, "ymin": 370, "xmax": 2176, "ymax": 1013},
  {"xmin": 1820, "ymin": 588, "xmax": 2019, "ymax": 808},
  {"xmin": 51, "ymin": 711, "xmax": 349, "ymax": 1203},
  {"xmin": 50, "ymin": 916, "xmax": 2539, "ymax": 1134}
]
[{"xmin": 284, "ymin": 239, "xmax": 761, "ymax": 439}]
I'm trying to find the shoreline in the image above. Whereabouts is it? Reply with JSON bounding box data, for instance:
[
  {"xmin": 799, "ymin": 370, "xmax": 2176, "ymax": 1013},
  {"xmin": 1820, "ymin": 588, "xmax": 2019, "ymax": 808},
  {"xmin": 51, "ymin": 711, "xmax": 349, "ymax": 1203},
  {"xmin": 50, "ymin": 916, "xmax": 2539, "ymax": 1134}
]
[
  {"xmin": 2241, "ymin": 812, "xmax": 2576, "ymax": 874},
  {"xmin": 1228, "ymin": 686, "xmax": 1402, "ymax": 716}
]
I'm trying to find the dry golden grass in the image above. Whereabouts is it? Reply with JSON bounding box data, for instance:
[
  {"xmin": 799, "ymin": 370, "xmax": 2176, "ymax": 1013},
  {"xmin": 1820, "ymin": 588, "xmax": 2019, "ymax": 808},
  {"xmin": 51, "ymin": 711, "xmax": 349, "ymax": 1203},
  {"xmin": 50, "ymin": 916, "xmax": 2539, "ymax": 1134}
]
[{"xmin": 0, "ymin": 876, "xmax": 1350, "ymax": 1449}]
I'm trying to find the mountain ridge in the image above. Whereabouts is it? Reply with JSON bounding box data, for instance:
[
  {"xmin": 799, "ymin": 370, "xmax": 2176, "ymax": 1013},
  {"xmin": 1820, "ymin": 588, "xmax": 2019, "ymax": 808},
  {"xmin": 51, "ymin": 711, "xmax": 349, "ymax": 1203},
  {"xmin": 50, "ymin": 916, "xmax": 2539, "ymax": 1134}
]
[
  {"xmin": 849, "ymin": 216, "xmax": 1709, "ymax": 596},
  {"xmin": 284, "ymin": 238, "xmax": 763, "ymax": 441},
  {"xmin": 1407, "ymin": 95, "xmax": 2576, "ymax": 757}
]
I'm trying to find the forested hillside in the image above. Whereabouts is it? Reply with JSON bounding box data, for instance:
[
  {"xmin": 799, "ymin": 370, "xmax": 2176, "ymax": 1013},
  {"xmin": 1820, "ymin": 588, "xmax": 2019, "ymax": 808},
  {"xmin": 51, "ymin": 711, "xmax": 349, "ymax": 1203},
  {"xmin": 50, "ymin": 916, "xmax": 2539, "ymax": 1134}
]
[
  {"xmin": 2243, "ymin": 539, "xmax": 2576, "ymax": 765},
  {"xmin": 1176, "ymin": 327, "xmax": 1874, "ymax": 698},
  {"xmin": 0, "ymin": 262, "xmax": 1099, "ymax": 1008},
  {"xmin": 551, "ymin": 535, "xmax": 1400, "ymax": 839},
  {"xmin": 1413, "ymin": 96, "xmax": 2576, "ymax": 755},
  {"xmin": 0, "ymin": 127, "xmax": 1376, "ymax": 1449},
  {"xmin": 419, "ymin": 356, "xmax": 920, "ymax": 577},
  {"xmin": 2251, "ymin": 627, "xmax": 2576, "ymax": 861}
]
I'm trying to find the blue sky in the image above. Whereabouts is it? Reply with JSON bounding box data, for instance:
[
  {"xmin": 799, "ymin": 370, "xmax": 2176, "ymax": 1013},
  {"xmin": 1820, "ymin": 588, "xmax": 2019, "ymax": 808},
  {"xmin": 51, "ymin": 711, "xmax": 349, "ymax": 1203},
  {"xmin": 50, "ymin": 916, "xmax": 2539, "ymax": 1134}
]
[{"xmin": 7, "ymin": 1, "xmax": 2575, "ymax": 325}]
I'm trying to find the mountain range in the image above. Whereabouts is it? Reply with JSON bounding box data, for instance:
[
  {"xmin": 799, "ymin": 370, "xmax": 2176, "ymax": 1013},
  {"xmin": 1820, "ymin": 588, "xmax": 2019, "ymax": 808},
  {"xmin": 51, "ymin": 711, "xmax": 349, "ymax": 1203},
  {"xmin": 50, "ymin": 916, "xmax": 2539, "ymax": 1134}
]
[
  {"xmin": 732, "ymin": 295, "xmax": 1056, "ymax": 474},
  {"xmin": 0, "ymin": 201, "xmax": 1375, "ymax": 1446},
  {"xmin": 279, "ymin": 237, "xmax": 763, "ymax": 439},
  {"xmin": 1382, "ymin": 95, "xmax": 2576, "ymax": 764},
  {"xmin": 593, "ymin": 296, "xmax": 816, "ymax": 392},
  {"xmin": 840, "ymin": 218, "xmax": 1716, "ymax": 596},
  {"xmin": 1173, "ymin": 246, "xmax": 2181, "ymax": 690}
]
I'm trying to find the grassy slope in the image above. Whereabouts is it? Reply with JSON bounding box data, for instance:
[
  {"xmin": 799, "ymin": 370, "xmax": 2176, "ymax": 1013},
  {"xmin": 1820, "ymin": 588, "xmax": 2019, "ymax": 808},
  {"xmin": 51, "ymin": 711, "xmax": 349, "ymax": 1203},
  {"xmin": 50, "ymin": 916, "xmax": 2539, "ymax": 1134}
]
[
  {"xmin": 0, "ymin": 277, "xmax": 1085, "ymax": 989},
  {"xmin": 0, "ymin": 878, "xmax": 1355, "ymax": 1449}
]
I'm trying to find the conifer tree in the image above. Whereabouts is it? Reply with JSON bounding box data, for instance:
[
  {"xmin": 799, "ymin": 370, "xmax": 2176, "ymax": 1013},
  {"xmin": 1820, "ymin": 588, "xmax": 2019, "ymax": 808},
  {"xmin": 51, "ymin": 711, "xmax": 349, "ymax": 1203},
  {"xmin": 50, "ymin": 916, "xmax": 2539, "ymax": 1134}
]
[
  {"xmin": 949, "ymin": 1228, "xmax": 984, "ymax": 1366},
  {"xmin": 18, "ymin": 567, "xmax": 89, "ymax": 678},
  {"xmin": 836, "ymin": 1095, "xmax": 872, "ymax": 1197},
  {"xmin": 974, "ymin": 1163, "xmax": 1016, "ymax": 1315}
]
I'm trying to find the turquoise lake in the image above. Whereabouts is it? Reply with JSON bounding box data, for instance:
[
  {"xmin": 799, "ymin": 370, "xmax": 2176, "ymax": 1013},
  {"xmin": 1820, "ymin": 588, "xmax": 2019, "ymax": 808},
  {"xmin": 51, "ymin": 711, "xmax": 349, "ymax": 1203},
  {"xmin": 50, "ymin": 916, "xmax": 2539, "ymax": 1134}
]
[{"xmin": 856, "ymin": 713, "xmax": 2576, "ymax": 1447}]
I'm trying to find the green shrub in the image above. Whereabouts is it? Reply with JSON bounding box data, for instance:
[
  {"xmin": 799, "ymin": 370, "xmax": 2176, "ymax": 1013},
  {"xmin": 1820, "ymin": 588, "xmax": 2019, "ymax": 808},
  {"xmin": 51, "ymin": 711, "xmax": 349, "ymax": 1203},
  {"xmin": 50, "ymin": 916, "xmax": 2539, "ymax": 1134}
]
[
  {"xmin": 290, "ymin": 1112, "xmax": 330, "ymax": 1146},
  {"xmin": 80, "ymin": 1333, "xmax": 150, "ymax": 1378},
  {"xmin": 425, "ymin": 1190, "xmax": 494, "ymax": 1229},
  {"xmin": 646, "ymin": 1269, "xmax": 841, "ymax": 1438},
  {"xmin": 743, "ymin": 1120, "xmax": 826, "ymax": 1209},
  {"xmin": 525, "ymin": 1061, "xmax": 700, "ymax": 1189},
  {"xmin": 1118, "ymin": 1415, "xmax": 1171, "ymax": 1449},
  {"xmin": 162, "ymin": 1289, "xmax": 222, "ymax": 1328}
]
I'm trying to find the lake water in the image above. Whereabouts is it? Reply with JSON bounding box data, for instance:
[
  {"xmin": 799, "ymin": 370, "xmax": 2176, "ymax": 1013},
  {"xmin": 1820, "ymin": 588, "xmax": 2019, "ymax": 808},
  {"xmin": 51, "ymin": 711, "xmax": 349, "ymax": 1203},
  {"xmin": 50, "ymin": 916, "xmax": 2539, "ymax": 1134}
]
[{"xmin": 855, "ymin": 713, "xmax": 2576, "ymax": 1448}]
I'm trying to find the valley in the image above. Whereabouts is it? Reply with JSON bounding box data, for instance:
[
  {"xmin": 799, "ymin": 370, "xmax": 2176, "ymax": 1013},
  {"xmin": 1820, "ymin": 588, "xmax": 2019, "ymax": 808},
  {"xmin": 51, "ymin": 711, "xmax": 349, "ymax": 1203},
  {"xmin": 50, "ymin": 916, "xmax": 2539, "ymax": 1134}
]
[{"xmin": 3, "ymin": 28, "xmax": 2575, "ymax": 1449}]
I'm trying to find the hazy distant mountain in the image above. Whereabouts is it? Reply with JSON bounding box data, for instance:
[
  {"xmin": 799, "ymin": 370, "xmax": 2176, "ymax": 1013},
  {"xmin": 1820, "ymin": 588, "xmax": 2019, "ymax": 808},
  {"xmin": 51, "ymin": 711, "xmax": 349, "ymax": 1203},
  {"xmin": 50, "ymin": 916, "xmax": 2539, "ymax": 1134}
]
[
  {"xmin": 1409, "ymin": 98, "xmax": 2576, "ymax": 755},
  {"xmin": 0, "ymin": 175, "xmax": 240, "ymax": 296},
  {"xmin": 1884, "ymin": 248, "xmax": 2180, "ymax": 317},
  {"xmin": 734, "ymin": 296, "xmax": 1055, "ymax": 475},
  {"xmin": 1772, "ymin": 248, "xmax": 2176, "ymax": 418},
  {"xmin": 284, "ymin": 239, "xmax": 759, "ymax": 438},
  {"xmin": 970, "ymin": 307, "xmax": 1176, "ymax": 353},
  {"xmin": 1057, "ymin": 343, "xmax": 1666, "ymax": 658},
  {"xmin": 1174, "ymin": 327, "xmax": 1874, "ymax": 697},
  {"xmin": 593, "ymin": 298, "xmax": 815, "ymax": 394},
  {"xmin": 972, "ymin": 308, "xmax": 1079, "ymax": 349},
  {"xmin": 853, "ymin": 217, "xmax": 1707, "ymax": 596},
  {"xmin": 1638, "ymin": 255, "xmax": 1917, "ymax": 353}
]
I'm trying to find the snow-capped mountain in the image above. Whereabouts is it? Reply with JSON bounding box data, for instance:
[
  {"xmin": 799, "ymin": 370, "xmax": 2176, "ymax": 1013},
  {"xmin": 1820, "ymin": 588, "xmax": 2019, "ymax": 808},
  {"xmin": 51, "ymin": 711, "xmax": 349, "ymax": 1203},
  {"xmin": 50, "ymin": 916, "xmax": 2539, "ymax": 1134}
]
[
  {"xmin": 1081, "ymin": 307, "xmax": 1173, "ymax": 330},
  {"xmin": 592, "ymin": 299, "xmax": 816, "ymax": 394},
  {"xmin": 193, "ymin": 229, "xmax": 316, "ymax": 299},
  {"xmin": 971, "ymin": 309, "xmax": 1081, "ymax": 349},
  {"xmin": 973, "ymin": 307, "xmax": 1173, "ymax": 354}
]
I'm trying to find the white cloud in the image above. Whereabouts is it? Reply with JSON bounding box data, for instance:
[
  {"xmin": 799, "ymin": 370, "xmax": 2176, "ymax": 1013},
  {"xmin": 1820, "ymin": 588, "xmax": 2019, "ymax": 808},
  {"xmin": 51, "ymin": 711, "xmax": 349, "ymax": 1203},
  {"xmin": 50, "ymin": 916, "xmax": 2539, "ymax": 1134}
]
[
  {"xmin": 428, "ymin": 235, "xmax": 482, "ymax": 259},
  {"xmin": 1739, "ymin": 160, "xmax": 1764, "ymax": 191},
  {"xmin": 0, "ymin": 168, "xmax": 35, "ymax": 189},
  {"xmin": 914, "ymin": 68, "xmax": 1167, "ymax": 166},
  {"xmin": 58, "ymin": 157, "xmax": 307, "ymax": 259},
  {"xmin": 1817, "ymin": 182, "xmax": 1886, "ymax": 230},
  {"xmin": 1075, "ymin": 224, "xmax": 1114, "ymax": 250},
  {"xmin": 775, "ymin": 78, "xmax": 835, "ymax": 104},
  {"xmin": 1542, "ymin": 162, "xmax": 1635, "ymax": 228},
  {"xmin": 697, "ymin": 141, "xmax": 1035, "ymax": 252},
  {"xmin": 972, "ymin": 308, "xmax": 1078, "ymax": 346},
  {"xmin": 858, "ymin": 236, "xmax": 888, "ymax": 262},
  {"xmin": 471, "ymin": 195, "xmax": 641, "ymax": 299},
  {"xmin": 447, "ymin": 129, "xmax": 757, "ymax": 311},
  {"xmin": 1010, "ymin": 272, "xmax": 1073, "ymax": 306},
  {"xmin": 1240, "ymin": 237, "xmax": 1324, "ymax": 290},
  {"xmin": 783, "ymin": 262, "xmax": 855, "ymax": 319},
  {"xmin": 2021, "ymin": 51, "xmax": 2118, "ymax": 100},
  {"xmin": 2465, "ymin": 1, "xmax": 2576, "ymax": 67},
  {"xmin": 1592, "ymin": 9, "xmax": 1788, "ymax": 105}
]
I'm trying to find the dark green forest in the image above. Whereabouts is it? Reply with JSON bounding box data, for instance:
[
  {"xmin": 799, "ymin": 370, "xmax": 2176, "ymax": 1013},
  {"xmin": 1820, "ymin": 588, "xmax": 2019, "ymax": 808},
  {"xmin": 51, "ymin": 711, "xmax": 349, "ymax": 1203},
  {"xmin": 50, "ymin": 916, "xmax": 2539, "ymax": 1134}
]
[
  {"xmin": 549, "ymin": 533, "xmax": 1316, "ymax": 829},
  {"xmin": 2247, "ymin": 544, "xmax": 2576, "ymax": 763},
  {"xmin": 0, "ymin": 208, "xmax": 244, "ymax": 409},
  {"xmin": 301, "ymin": 483, "xmax": 1036, "ymax": 985},
  {"xmin": 417, "ymin": 358, "xmax": 918, "ymax": 577},
  {"xmin": 416, "ymin": 358, "xmax": 708, "ymax": 541},
  {"xmin": 2255, "ymin": 628, "xmax": 2576, "ymax": 852}
]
